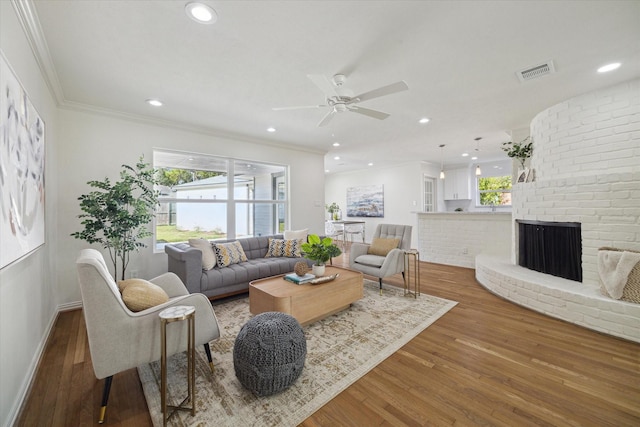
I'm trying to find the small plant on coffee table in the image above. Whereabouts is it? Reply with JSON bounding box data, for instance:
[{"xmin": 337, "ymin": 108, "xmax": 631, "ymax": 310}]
[{"xmin": 301, "ymin": 234, "xmax": 342, "ymax": 266}]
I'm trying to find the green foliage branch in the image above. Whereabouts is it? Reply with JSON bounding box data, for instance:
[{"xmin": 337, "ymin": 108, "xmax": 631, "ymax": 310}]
[
  {"xmin": 301, "ymin": 234, "xmax": 342, "ymax": 266},
  {"xmin": 326, "ymin": 202, "xmax": 341, "ymax": 220},
  {"xmin": 156, "ymin": 168, "xmax": 221, "ymax": 187},
  {"xmin": 71, "ymin": 156, "xmax": 159, "ymax": 281},
  {"xmin": 501, "ymin": 136, "xmax": 533, "ymax": 168},
  {"xmin": 478, "ymin": 176, "xmax": 512, "ymax": 206},
  {"xmin": 325, "ymin": 202, "xmax": 340, "ymax": 214}
]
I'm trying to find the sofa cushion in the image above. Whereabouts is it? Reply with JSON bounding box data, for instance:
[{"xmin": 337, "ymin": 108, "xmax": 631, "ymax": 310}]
[
  {"xmin": 265, "ymin": 238, "xmax": 303, "ymax": 258},
  {"xmin": 283, "ymin": 228, "xmax": 308, "ymax": 241},
  {"xmin": 368, "ymin": 237, "xmax": 400, "ymax": 256},
  {"xmin": 117, "ymin": 278, "xmax": 169, "ymax": 312},
  {"xmin": 188, "ymin": 238, "xmax": 216, "ymax": 270},
  {"xmin": 214, "ymin": 241, "xmax": 248, "ymax": 267}
]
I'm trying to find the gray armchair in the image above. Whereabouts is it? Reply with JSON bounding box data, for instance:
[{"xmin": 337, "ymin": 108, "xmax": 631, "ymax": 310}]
[
  {"xmin": 349, "ymin": 224, "xmax": 413, "ymax": 294},
  {"xmin": 76, "ymin": 249, "xmax": 221, "ymax": 423}
]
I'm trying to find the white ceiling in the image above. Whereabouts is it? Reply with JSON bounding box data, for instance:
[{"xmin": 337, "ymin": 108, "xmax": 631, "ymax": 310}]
[{"xmin": 29, "ymin": 0, "xmax": 640, "ymax": 173}]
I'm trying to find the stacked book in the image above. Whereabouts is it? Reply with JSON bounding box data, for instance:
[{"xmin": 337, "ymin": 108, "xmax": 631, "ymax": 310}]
[{"xmin": 283, "ymin": 273, "xmax": 316, "ymax": 284}]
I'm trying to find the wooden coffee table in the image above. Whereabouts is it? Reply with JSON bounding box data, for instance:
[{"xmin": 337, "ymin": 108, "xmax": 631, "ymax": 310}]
[{"xmin": 249, "ymin": 266, "xmax": 364, "ymax": 326}]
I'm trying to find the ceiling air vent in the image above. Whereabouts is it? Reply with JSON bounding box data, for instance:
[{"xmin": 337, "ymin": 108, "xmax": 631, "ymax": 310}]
[{"xmin": 516, "ymin": 60, "xmax": 555, "ymax": 82}]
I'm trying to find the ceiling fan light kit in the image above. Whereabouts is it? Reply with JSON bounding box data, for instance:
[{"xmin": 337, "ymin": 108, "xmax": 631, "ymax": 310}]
[{"xmin": 274, "ymin": 74, "xmax": 408, "ymax": 127}]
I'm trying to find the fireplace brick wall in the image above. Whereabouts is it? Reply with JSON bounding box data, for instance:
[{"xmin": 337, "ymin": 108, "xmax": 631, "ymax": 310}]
[
  {"xmin": 477, "ymin": 78, "xmax": 640, "ymax": 342},
  {"xmin": 513, "ymin": 78, "xmax": 640, "ymax": 287}
]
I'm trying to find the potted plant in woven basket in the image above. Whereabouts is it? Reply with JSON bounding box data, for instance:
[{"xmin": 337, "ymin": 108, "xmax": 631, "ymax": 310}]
[{"xmin": 301, "ymin": 234, "xmax": 342, "ymax": 276}]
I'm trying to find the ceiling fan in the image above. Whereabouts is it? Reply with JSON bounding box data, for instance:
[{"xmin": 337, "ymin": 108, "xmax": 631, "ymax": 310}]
[{"xmin": 273, "ymin": 74, "xmax": 409, "ymax": 127}]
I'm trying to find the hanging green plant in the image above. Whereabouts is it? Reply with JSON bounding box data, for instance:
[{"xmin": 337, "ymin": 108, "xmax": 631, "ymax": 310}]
[{"xmin": 502, "ymin": 136, "xmax": 533, "ymax": 168}]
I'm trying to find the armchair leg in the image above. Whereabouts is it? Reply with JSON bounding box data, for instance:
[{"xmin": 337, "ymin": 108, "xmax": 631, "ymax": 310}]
[
  {"xmin": 379, "ymin": 278, "xmax": 383, "ymax": 295},
  {"xmin": 98, "ymin": 375, "xmax": 113, "ymax": 424},
  {"xmin": 204, "ymin": 343, "xmax": 214, "ymax": 373}
]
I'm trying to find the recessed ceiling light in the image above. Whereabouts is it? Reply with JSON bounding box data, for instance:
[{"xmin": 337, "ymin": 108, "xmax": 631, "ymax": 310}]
[
  {"xmin": 462, "ymin": 153, "xmax": 469, "ymax": 157},
  {"xmin": 146, "ymin": 98, "xmax": 163, "ymax": 107},
  {"xmin": 597, "ymin": 62, "xmax": 621, "ymax": 73},
  {"xmin": 332, "ymin": 142, "xmax": 340, "ymax": 147},
  {"xmin": 266, "ymin": 127, "xmax": 276, "ymax": 132},
  {"xmin": 471, "ymin": 156, "xmax": 478, "ymax": 160},
  {"xmin": 419, "ymin": 117, "xmax": 430, "ymax": 124},
  {"xmin": 334, "ymin": 156, "xmax": 340, "ymax": 160},
  {"xmin": 185, "ymin": 2, "xmax": 217, "ymax": 24},
  {"xmin": 368, "ymin": 162, "xmax": 374, "ymax": 166},
  {"xmin": 325, "ymin": 169, "xmax": 330, "ymax": 173}
]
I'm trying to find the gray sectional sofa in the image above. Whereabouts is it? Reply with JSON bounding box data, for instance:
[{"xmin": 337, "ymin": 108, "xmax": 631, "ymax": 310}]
[{"xmin": 165, "ymin": 234, "xmax": 314, "ymax": 300}]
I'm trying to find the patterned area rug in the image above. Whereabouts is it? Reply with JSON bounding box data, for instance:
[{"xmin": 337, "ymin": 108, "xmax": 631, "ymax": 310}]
[{"xmin": 138, "ymin": 280, "xmax": 457, "ymax": 426}]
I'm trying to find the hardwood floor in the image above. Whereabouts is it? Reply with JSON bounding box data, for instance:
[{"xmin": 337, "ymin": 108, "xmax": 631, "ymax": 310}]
[{"xmin": 16, "ymin": 251, "xmax": 640, "ymax": 426}]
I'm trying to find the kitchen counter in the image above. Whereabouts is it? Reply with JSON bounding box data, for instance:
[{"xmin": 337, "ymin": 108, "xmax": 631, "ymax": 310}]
[{"xmin": 415, "ymin": 211, "xmax": 511, "ymax": 215}]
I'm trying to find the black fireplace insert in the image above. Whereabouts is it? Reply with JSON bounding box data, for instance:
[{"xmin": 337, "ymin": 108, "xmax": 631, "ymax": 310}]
[{"xmin": 517, "ymin": 220, "xmax": 582, "ymax": 282}]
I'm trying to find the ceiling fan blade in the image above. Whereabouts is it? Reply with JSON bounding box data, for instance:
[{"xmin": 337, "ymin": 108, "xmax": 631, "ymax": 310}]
[
  {"xmin": 307, "ymin": 74, "xmax": 339, "ymax": 96},
  {"xmin": 317, "ymin": 109, "xmax": 336, "ymax": 127},
  {"xmin": 272, "ymin": 105, "xmax": 325, "ymax": 111},
  {"xmin": 350, "ymin": 81, "xmax": 409, "ymax": 104},
  {"xmin": 348, "ymin": 106, "xmax": 390, "ymax": 120}
]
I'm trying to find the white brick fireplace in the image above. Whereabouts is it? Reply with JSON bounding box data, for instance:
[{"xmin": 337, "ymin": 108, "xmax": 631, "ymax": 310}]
[{"xmin": 476, "ymin": 78, "xmax": 640, "ymax": 342}]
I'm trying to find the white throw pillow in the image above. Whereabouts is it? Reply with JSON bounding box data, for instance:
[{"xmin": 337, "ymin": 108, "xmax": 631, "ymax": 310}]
[
  {"xmin": 188, "ymin": 238, "xmax": 217, "ymax": 270},
  {"xmin": 284, "ymin": 228, "xmax": 309, "ymax": 241}
]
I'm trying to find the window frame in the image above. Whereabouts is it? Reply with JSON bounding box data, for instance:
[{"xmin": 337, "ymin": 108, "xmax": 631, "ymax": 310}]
[
  {"xmin": 153, "ymin": 149, "xmax": 289, "ymax": 252},
  {"xmin": 475, "ymin": 174, "xmax": 512, "ymax": 208}
]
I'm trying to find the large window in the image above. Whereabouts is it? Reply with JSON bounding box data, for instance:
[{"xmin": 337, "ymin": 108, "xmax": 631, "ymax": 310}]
[
  {"xmin": 154, "ymin": 150, "xmax": 287, "ymax": 250},
  {"xmin": 477, "ymin": 175, "xmax": 512, "ymax": 206}
]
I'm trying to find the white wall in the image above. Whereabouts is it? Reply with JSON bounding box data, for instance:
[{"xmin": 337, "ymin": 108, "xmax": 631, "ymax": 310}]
[
  {"xmin": 513, "ymin": 78, "xmax": 640, "ymax": 287},
  {"xmin": 0, "ymin": 3, "xmax": 60, "ymax": 426},
  {"xmin": 57, "ymin": 108, "xmax": 326, "ymax": 303},
  {"xmin": 325, "ymin": 161, "xmax": 434, "ymax": 248}
]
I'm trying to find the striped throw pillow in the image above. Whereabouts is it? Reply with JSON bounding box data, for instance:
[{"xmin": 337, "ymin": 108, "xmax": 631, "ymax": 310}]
[
  {"xmin": 214, "ymin": 241, "xmax": 248, "ymax": 267},
  {"xmin": 265, "ymin": 238, "xmax": 303, "ymax": 258}
]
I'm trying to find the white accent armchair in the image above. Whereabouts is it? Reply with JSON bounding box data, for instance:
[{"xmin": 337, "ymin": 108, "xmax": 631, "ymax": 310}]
[
  {"xmin": 76, "ymin": 249, "xmax": 221, "ymax": 423},
  {"xmin": 349, "ymin": 224, "xmax": 413, "ymax": 294}
]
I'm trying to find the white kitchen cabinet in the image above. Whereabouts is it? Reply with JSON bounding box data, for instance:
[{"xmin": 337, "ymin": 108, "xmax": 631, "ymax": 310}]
[{"xmin": 443, "ymin": 168, "xmax": 471, "ymax": 200}]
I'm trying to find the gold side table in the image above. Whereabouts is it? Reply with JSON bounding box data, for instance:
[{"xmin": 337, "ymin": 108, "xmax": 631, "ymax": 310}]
[
  {"xmin": 403, "ymin": 249, "xmax": 420, "ymax": 298},
  {"xmin": 159, "ymin": 305, "xmax": 196, "ymax": 427}
]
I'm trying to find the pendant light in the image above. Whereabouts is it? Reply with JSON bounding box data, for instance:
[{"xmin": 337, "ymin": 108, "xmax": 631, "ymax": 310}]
[
  {"xmin": 439, "ymin": 144, "xmax": 445, "ymax": 179},
  {"xmin": 474, "ymin": 137, "xmax": 482, "ymax": 176}
]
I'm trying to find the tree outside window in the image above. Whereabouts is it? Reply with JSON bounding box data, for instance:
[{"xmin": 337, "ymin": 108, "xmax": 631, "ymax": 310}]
[{"xmin": 478, "ymin": 175, "xmax": 512, "ymax": 206}]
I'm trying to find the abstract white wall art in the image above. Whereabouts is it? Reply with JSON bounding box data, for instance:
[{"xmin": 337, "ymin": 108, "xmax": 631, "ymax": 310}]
[
  {"xmin": 347, "ymin": 184, "xmax": 384, "ymax": 217},
  {"xmin": 0, "ymin": 52, "xmax": 45, "ymax": 269}
]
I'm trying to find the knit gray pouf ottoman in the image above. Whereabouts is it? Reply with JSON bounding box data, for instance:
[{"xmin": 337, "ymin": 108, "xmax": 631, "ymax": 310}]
[{"xmin": 233, "ymin": 311, "xmax": 307, "ymax": 396}]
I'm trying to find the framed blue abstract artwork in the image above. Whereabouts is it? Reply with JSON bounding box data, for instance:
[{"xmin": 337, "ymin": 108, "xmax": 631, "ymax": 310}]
[{"xmin": 346, "ymin": 185, "xmax": 383, "ymax": 217}]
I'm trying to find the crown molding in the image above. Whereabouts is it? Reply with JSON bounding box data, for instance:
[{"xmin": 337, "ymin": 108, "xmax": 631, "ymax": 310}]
[
  {"xmin": 11, "ymin": 0, "xmax": 66, "ymax": 105},
  {"xmin": 59, "ymin": 100, "xmax": 326, "ymax": 156}
]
